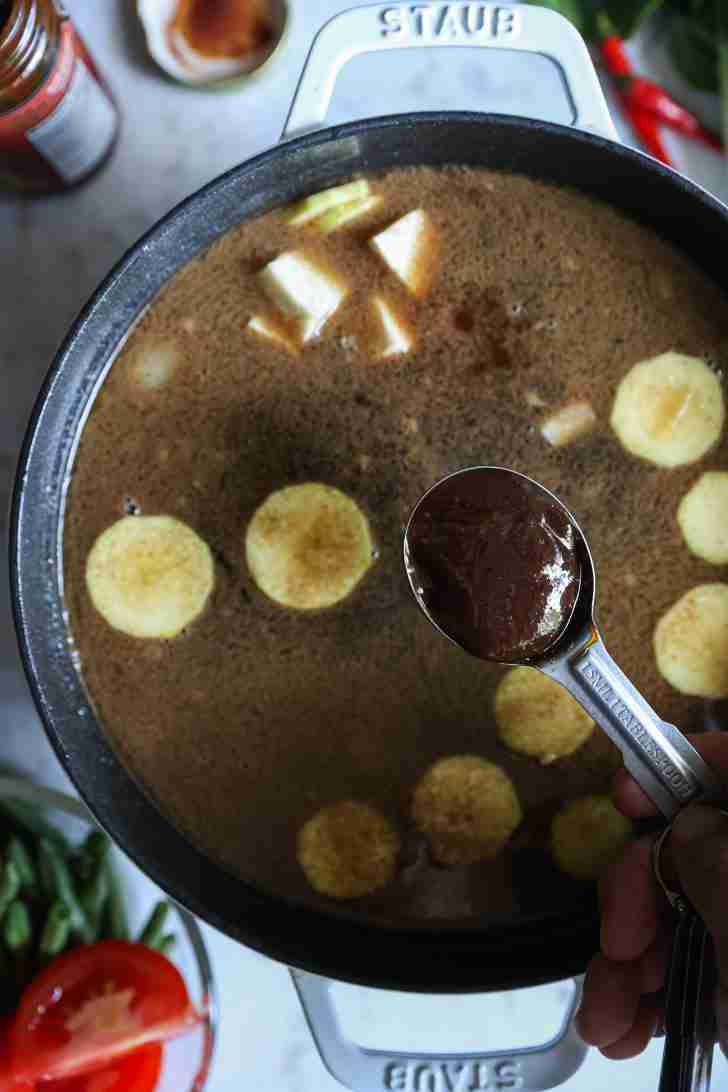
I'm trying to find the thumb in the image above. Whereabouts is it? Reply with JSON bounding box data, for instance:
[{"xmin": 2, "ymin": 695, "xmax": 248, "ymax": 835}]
[{"xmin": 672, "ymin": 804, "xmax": 728, "ymax": 1050}]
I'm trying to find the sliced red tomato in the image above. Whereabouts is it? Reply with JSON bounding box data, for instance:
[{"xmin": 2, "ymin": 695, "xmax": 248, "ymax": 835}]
[
  {"xmin": 0, "ymin": 1069, "xmax": 33, "ymax": 1091},
  {"xmin": 8, "ymin": 942, "xmax": 198, "ymax": 1084},
  {"xmin": 0, "ymin": 1017, "xmax": 32, "ymax": 1092},
  {"xmin": 0, "ymin": 1073, "xmax": 33, "ymax": 1091},
  {"xmin": 40, "ymin": 1043, "xmax": 163, "ymax": 1092}
]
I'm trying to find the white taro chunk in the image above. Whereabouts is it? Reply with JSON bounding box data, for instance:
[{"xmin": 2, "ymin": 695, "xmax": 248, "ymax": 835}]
[
  {"xmin": 371, "ymin": 296, "xmax": 414, "ymax": 359},
  {"xmin": 246, "ymin": 314, "xmax": 296, "ymax": 354},
  {"xmin": 257, "ymin": 252, "xmax": 346, "ymax": 343},
  {"xmin": 369, "ymin": 209, "xmax": 437, "ymax": 298},
  {"xmin": 540, "ymin": 401, "xmax": 597, "ymax": 448},
  {"xmin": 127, "ymin": 338, "xmax": 180, "ymax": 392}
]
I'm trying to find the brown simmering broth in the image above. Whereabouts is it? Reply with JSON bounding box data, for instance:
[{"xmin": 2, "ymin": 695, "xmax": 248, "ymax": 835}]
[{"xmin": 64, "ymin": 166, "xmax": 728, "ymax": 924}]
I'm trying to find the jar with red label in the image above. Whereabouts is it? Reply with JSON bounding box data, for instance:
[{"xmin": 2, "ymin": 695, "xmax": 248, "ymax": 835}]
[{"xmin": 0, "ymin": 0, "xmax": 120, "ymax": 192}]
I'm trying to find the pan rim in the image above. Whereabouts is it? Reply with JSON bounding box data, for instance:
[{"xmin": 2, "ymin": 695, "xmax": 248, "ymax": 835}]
[{"xmin": 9, "ymin": 110, "xmax": 726, "ymax": 990}]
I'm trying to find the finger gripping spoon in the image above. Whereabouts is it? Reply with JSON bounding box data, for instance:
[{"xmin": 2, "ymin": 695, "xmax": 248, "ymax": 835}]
[{"xmin": 404, "ymin": 465, "xmax": 724, "ymax": 1092}]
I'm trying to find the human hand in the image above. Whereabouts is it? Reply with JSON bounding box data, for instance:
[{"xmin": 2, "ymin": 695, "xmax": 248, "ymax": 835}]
[{"xmin": 576, "ymin": 733, "xmax": 728, "ymax": 1060}]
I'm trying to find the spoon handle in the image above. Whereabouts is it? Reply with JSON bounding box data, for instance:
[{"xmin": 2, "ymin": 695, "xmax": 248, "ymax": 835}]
[
  {"xmin": 546, "ymin": 636, "xmax": 725, "ymax": 1092},
  {"xmin": 542, "ymin": 636, "xmax": 724, "ymax": 820},
  {"xmin": 659, "ymin": 905, "xmax": 716, "ymax": 1092}
]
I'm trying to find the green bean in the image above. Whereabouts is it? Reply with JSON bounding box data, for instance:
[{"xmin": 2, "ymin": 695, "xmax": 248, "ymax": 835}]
[
  {"xmin": 158, "ymin": 933, "xmax": 176, "ymax": 958},
  {"xmin": 3, "ymin": 901, "xmax": 31, "ymax": 953},
  {"xmin": 37, "ymin": 839, "xmax": 93, "ymax": 944},
  {"xmin": 37, "ymin": 845, "xmax": 56, "ymax": 898},
  {"xmin": 104, "ymin": 861, "xmax": 129, "ymax": 941},
  {"xmin": 75, "ymin": 831, "xmax": 110, "ymax": 885},
  {"xmin": 0, "ymin": 862, "xmax": 21, "ymax": 920},
  {"xmin": 138, "ymin": 901, "xmax": 169, "ymax": 949},
  {"xmin": 6, "ymin": 838, "xmax": 37, "ymax": 896},
  {"xmin": 0, "ymin": 800, "xmax": 69, "ymax": 854},
  {"xmin": 80, "ymin": 866, "xmax": 109, "ymax": 939},
  {"xmin": 39, "ymin": 900, "xmax": 71, "ymax": 960}
]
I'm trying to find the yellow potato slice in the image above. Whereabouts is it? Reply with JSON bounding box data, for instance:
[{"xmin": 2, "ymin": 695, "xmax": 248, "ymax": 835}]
[
  {"xmin": 677, "ymin": 471, "xmax": 728, "ymax": 564},
  {"xmin": 654, "ymin": 583, "xmax": 728, "ymax": 697},
  {"xmin": 86, "ymin": 515, "xmax": 214, "ymax": 639},
  {"xmin": 282, "ymin": 180, "xmax": 371, "ymax": 226},
  {"xmin": 297, "ymin": 801, "xmax": 399, "ymax": 898},
  {"xmin": 610, "ymin": 352, "xmax": 724, "ymax": 468},
  {"xmin": 551, "ymin": 795, "xmax": 632, "ymax": 881},
  {"xmin": 495, "ymin": 667, "xmax": 594, "ymax": 764},
  {"xmin": 316, "ymin": 195, "xmax": 382, "ymax": 234},
  {"xmin": 411, "ymin": 755, "xmax": 522, "ymax": 867},
  {"xmin": 245, "ymin": 483, "xmax": 374, "ymax": 610}
]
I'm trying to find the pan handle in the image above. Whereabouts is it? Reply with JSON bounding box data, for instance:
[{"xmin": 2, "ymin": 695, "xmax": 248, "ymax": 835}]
[
  {"xmin": 282, "ymin": 2, "xmax": 616, "ymax": 141},
  {"xmin": 290, "ymin": 969, "xmax": 589, "ymax": 1092}
]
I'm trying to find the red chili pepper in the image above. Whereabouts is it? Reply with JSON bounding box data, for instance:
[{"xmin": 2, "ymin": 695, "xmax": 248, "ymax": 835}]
[
  {"xmin": 624, "ymin": 105, "xmax": 673, "ymax": 166},
  {"xmin": 596, "ymin": 18, "xmax": 673, "ymax": 167},
  {"xmin": 617, "ymin": 74, "xmax": 723, "ymax": 152},
  {"xmin": 599, "ymin": 31, "xmax": 633, "ymax": 79},
  {"xmin": 596, "ymin": 13, "xmax": 720, "ymax": 161}
]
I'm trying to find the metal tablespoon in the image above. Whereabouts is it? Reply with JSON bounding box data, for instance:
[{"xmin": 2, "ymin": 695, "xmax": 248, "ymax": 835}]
[{"xmin": 404, "ymin": 465, "xmax": 725, "ymax": 1092}]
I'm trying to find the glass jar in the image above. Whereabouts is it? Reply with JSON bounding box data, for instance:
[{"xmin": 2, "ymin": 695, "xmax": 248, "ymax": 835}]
[{"xmin": 0, "ymin": 0, "xmax": 120, "ymax": 192}]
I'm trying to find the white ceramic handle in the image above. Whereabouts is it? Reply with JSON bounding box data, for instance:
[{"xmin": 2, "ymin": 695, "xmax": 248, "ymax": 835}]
[
  {"xmin": 282, "ymin": 3, "xmax": 617, "ymax": 141},
  {"xmin": 291, "ymin": 970, "xmax": 588, "ymax": 1092}
]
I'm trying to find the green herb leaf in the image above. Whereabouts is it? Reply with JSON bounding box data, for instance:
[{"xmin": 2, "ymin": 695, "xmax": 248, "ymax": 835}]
[{"xmin": 669, "ymin": 13, "xmax": 720, "ymax": 93}]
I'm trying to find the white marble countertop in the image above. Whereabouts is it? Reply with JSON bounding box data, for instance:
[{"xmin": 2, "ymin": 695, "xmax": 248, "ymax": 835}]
[{"xmin": 1, "ymin": 3, "xmax": 727, "ymax": 1089}]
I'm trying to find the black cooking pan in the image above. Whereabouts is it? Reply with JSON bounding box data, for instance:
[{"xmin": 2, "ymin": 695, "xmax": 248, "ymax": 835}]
[{"xmin": 9, "ymin": 4, "xmax": 728, "ymax": 1088}]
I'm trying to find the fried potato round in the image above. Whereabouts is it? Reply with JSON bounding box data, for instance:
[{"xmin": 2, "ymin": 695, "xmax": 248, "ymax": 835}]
[
  {"xmin": 551, "ymin": 795, "xmax": 632, "ymax": 881},
  {"xmin": 610, "ymin": 352, "xmax": 723, "ymax": 468},
  {"xmin": 654, "ymin": 583, "xmax": 728, "ymax": 698},
  {"xmin": 411, "ymin": 755, "xmax": 522, "ymax": 867},
  {"xmin": 245, "ymin": 483, "xmax": 374, "ymax": 610},
  {"xmin": 495, "ymin": 667, "xmax": 594, "ymax": 764},
  {"xmin": 297, "ymin": 801, "xmax": 400, "ymax": 898},
  {"xmin": 86, "ymin": 515, "xmax": 214, "ymax": 639},
  {"xmin": 677, "ymin": 471, "xmax": 728, "ymax": 565}
]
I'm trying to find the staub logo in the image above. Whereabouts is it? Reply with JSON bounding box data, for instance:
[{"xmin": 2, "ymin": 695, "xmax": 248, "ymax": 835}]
[
  {"xmin": 383, "ymin": 1059, "xmax": 522, "ymax": 1091},
  {"xmin": 379, "ymin": 5, "xmax": 519, "ymax": 40}
]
